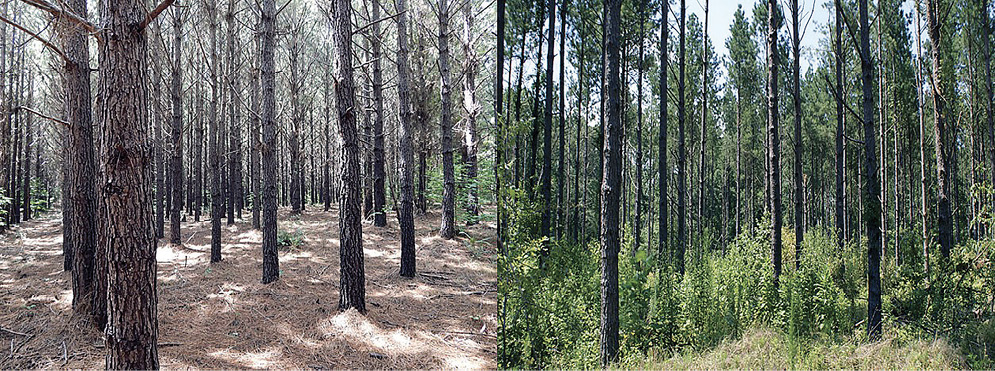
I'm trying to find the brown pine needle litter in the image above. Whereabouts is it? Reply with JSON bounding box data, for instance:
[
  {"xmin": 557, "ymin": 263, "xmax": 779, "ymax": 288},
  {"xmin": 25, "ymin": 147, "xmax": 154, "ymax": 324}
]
[{"xmin": 0, "ymin": 207, "xmax": 497, "ymax": 369}]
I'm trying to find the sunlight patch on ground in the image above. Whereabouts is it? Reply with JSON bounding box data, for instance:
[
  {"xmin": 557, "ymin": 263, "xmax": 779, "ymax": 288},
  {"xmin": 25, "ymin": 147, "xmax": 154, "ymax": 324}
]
[{"xmin": 208, "ymin": 347, "xmax": 282, "ymax": 369}]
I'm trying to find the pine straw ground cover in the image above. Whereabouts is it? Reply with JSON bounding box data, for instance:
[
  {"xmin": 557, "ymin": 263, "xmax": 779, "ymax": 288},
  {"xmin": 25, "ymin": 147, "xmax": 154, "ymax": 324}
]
[{"xmin": 0, "ymin": 207, "xmax": 496, "ymax": 369}]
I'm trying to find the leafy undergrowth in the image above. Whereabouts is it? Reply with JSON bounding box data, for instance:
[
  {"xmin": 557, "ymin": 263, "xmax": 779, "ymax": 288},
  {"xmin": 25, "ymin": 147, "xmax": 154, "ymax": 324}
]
[{"xmin": 629, "ymin": 327, "xmax": 963, "ymax": 370}]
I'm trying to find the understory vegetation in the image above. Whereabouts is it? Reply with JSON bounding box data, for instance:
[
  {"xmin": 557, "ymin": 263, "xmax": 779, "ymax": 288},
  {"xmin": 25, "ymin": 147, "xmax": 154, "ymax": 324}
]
[{"xmin": 498, "ymin": 202, "xmax": 995, "ymax": 369}]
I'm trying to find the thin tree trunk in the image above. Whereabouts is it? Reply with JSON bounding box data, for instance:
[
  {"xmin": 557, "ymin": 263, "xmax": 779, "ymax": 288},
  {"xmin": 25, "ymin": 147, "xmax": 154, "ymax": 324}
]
[
  {"xmin": 792, "ymin": 0, "xmax": 803, "ymax": 268},
  {"xmin": 927, "ymin": 0, "xmax": 952, "ymax": 259},
  {"xmin": 371, "ymin": 0, "xmax": 387, "ymax": 227},
  {"xmin": 658, "ymin": 0, "xmax": 669, "ymax": 263},
  {"xmin": 676, "ymin": 0, "xmax": 687, "ymax": 276},
  {"xmin": 767, "ymin": 0, "xmax": 782, "ymax": 289}
]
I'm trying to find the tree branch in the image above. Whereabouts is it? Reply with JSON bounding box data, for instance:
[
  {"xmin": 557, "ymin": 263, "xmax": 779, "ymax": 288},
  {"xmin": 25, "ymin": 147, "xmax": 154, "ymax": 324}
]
[
  {"xmin": 19, "ymin": 0, "xmax": 99, "ymax": 40},
  {"xmin": 139, "ymin": 0, "xmax": 176, "ymax": 30},
  {"xmin": 0, "ymin": 13, "xmax": 67, "ymax": 61},
  {"xmin": 16, "ymin": 106, "xmax": 69, "ymax": 127}
]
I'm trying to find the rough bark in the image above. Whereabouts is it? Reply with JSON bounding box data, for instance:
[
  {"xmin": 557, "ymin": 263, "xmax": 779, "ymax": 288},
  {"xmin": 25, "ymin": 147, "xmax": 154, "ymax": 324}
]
[
  {"xmin": 859, "ymin": 0, "xmax": 883, "ymax": 340},
  {"xmin": 170, "ymin": 9, "xmax": 183, "ymax": 245},
  {"xmin": 333, "ymin": 0, "xmax": 366, "ymax": 311},
  {"xmin": 438, "ymin": 0, "xmax": 457, "ymax": 239},
  {"xmin": 208, "ymin": 0, "xmax": 222, "ymax": 263},
  {"xmin": 60, "ymin": 0, "xmax": 103, "ymax": 329},
  {"xmin": 97, "ymin": 0, "xmax": 159, "ymax": 364},
  {"xmin": 600, "ymin": 0, "xmax": 622, "ymax": 363},
  {"xmin": 396, "ymin": 0, "xmax": 417, "ymax": 277},
  {"xmin": 927, "ymin": 0, "xmax": 952, "ymax": 259},
  {"xmin": 260, "ymin": 0, "xmax": 279, "ymax": 283}
]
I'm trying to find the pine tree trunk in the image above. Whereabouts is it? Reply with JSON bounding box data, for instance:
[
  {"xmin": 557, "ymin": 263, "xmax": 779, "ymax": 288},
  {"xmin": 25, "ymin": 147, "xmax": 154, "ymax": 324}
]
[
  {"xmin": 792, "ymin": 0, "xmax": 803, "ymax": 268},
  {"xmin": 438, "ymin": 0, "xmax": 458, "ymax": 239},
  {"xmin": 289, "ymin": 29, "xmax": 302, "ymax": 215},
  {"xmin": 260, "ymin": 0, "xmax": 279, "ymax": 283},
  {"xmin": 658, "ymin": 0, "xmax": 669, "ymax": 262},
  {"xmin": 927, "ymin": 0, "xmax": 952, "ymax": 259},
  {"xmin": 170, "ymin": 10, "xmax": 184, "ymax": 245},
  {"xmin": 371, "ymin": 0, "xmax": 387, "ymax": 227},
  {"xmin": 251, "ymin": 23, "xmax": 261, "ymax": 228},
  {"xmin": 60, "ymin": 0, "xmax": 103, "ymax": 329},
  {"xmin": 227, "ymin": 4, "xmax": 243, "ymax": 221},
  {"xmin": 600, "ymin": 0, "xmax": 622, "ymax": 363},
  {"xmin": 333, "ymin": 0, "xmax": 366, "ymax": 310},
  {"xmin": 97, "ymin": 0, "xmax": 158, "ymax": 364},
  {"xmin": 396, "ymin": 0, "xmax": 417, "ymax": 277},
  {"xmin": 634, "ymin": 0, "xmax": 644, "ymax": 252},
  {"xmin": 676, "ymin": 0, "xmax": 687, "ymax": 276},
  {"xmin": 209, "ymin": 0, "xmax": 223, "ymax": 263},
  {"xmin": 767, "ymin": 0, "xmax": 782, "ymax": 289},
  {"xmin": 835, "ymin": 0, "xmax": 845, "ymax": 274},
  {"xmin": 859, "ymin": 0, "xmax": 883, "ymax": 340},
  {"xmin": 698, "ymin": 0, "xmax": 709, "ymax": 250}
]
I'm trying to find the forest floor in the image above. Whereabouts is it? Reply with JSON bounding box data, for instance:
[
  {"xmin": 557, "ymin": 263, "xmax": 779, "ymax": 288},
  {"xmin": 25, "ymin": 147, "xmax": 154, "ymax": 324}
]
[{"xmin": 0, "ymin": 206, "xmax": 497, "ymax": 369}]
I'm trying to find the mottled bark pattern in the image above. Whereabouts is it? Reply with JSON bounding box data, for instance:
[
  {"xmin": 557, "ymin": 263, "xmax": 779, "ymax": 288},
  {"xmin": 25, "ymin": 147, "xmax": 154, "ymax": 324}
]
[
  {"xmin": 600, "ymin": 0, "xmax": 622, "ymax": 363},
  {"xmin": 397, "ymin": 0, "xmax": 417, "ymax": 277},
  {"xmin": 60, "ymin": 0, "xmax": 103, "ymax": 329},
  {"xmin": 332, "ymin": 0, "xmax": 366, "ymax": 311},
  {"xmin": 260, "ymin": 0, "xmax": 279, "ymax": 284},
  {"xmin": 97, "ymin": 0, "xmax": 159, "ymax": 365}
]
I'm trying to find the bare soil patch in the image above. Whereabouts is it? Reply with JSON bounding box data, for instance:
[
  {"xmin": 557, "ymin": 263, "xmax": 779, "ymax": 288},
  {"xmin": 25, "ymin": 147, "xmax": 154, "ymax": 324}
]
[{"xmin": 0, "ymin": 207, "xmax": 496, "ymax": 369}]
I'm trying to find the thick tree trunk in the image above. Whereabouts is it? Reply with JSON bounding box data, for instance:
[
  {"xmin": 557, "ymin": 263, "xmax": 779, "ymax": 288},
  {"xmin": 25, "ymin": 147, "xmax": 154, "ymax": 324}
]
[
  {"xmin": 859, "ymin": 0, "xmax": 883, "ymax": 340},
  {"xmin": 170, "ymin": 10, "xmax": 183, "ymax": 245},
  {"xmin": 333, "ymin": 0, "xmax": 366, "ymax": 311},
  {"xmin": 60, "ymin": 0, "xmax": 103, "ymax": 329},
  {"xmin": 97, "ymin": 0, "xmax": 158, "ymax": 364},
  {"xmin": 438, "ymin": 0, "xmax": 457, "ymax": 239},
  {"xmin": 396, "ymin": 0, "xmax": 417, "ymax": 277},
  {"xmin": 600, "ymin": 0, "xmax": 622, "ymax": 363},
  {"xmin": 927, "ymin": 0, "xmax": 952, "ymax": 259},
  {"xmin": 260, "ymin": 0, "xmax": 279, "ymax": 283}
]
